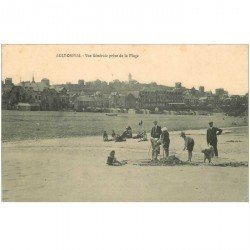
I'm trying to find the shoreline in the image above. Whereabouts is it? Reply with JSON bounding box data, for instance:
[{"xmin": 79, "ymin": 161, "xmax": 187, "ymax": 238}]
[{"xmin": 2, "ymin": 125, "xmax": 248, "ymax": 144}]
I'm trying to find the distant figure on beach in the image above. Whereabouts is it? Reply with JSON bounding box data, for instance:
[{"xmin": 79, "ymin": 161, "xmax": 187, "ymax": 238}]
[
  {"xmin": 111, "ymin": 130, "xmax": 116, "ymax": 139},
  {"xmin": 151, "ymin": 120, "xmax": 162, "ymax": 139},
  {"xmin": 139, "ymin": 120, "xmax": 143, "ymax": 126},
  {"xmin": 133, "ymin": 131, "xmax": 142, "ymax": 139},
  {"xmin": 207, "ymin": 121, "xmax": 222, "ymax": 157},
  {"xmin": 138, "ymin": 131, "xmax": 148, "ymax": 142},
  {"xmin": 180, "ymin": 132, "xmax": 195, "ymax": 162},
  {"xmin": 103, "ymin": 131, "xmax": 108, "ymax": 142},
  {"xmin": 161, "ymin": 127, "xmax": 170, "ymax": 158},
  {"xmin": 106, "ymin": 150, "xmax": 127, "ymax": 166},
  {"xmin": 36, "ymin": 122, "xmax": 40, "ymax": 131},
  {"xmin": 133, "ymin": 130, "xmax": 147, "ymax": 140},
  {"xmin": 126, "ymin": 126, "xmax": 132, "ymax": 138},
  {"xmin": 115, "ymin": 134, "xmax": 126, "ymax": 142},
  {"xmin": 122, "ymin": 126, "xmax": 132, "ymax": 139}
]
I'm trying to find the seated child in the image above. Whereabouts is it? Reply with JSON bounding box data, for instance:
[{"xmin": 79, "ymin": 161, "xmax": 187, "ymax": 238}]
[
  {"xmin": 106, "ymin": 150, "xmax": 127, "ymax": 166},
  {"xmin": 126, "ymin": 126, "xmax": 132, "ymax": 138},
  {"xmin": 122, "ymin": 126, "xmax": 132, "ymax": 139}
]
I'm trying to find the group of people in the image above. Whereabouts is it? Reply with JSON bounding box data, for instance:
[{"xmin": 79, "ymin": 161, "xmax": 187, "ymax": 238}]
[
  {"xmin": 150, "ymin": 120, "xmax": 222, "ymax": 162},
  {"xmin": 150, "ymin": 120, "xmax": 195, "ymax": 161},
  {"xmin": 106, "ymin": 120, "xmax": 223, "ymax": 165},
  {"xmin": 103, "ymin": 126, "xmax": 132, "ymax": 142},
  {"xmin": 103, "ymin": 125, "xmax": 148, "ymax": 143}
]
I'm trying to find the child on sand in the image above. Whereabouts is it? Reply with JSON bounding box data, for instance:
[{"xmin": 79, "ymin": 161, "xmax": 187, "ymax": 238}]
[
  {"xmin": 180, "ymin": 132, "xmax": 195, "ymax": 162},
  {"xmin": 106, "ymin": 150, "xmax": 127, "ymax": 166}
]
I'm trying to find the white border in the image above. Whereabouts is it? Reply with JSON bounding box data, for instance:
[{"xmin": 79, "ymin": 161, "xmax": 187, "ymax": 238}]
[{"xmin": 0, "ymin": 1, "xmax": 249, "ymax": 250}]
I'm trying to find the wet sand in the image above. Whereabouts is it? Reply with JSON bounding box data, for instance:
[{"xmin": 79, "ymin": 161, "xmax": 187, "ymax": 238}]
[{"xmin": 2, "ymin": 126, "xmax": 248, "ymax": 201}]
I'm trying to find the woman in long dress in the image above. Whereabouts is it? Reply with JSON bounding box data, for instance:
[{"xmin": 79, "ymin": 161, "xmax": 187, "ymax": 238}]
[{"xmin": 161, "ymin": 127, "xmax": 170, "ymax": 158}]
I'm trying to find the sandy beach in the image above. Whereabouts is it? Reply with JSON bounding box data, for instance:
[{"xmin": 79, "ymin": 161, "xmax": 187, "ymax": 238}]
[{"xmin": 2, "ymin": 126, "xmax": 248, "ymax": 202}]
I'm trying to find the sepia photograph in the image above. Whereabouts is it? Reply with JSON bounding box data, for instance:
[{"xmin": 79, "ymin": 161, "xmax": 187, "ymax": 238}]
[{"xmin": 1, "ymin": 44, "xmax": 249, "ymax": 202}]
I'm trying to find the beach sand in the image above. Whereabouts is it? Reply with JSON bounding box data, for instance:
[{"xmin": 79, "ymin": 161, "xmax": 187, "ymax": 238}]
[{"xmin": 2, "ymin": 126, "xmax": 248, "ymax": 201}]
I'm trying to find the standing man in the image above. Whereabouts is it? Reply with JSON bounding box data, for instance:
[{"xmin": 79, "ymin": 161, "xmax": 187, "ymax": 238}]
[
  {"xmin": 151, "ymin": 120, "xmax": 162, "ymax": 139},
  {"xmin": 150, "ymin": 121, "xmax": 162, "ymax": 161},
  {"xmin": 207, "ymin": 121, "xmax": 222, "ymax": 157}
]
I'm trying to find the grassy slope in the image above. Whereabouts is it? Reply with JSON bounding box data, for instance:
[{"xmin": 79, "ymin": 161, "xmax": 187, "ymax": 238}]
[{"xmin": 1, "ymin": 110, "xmax": 248, "ymax": 142}]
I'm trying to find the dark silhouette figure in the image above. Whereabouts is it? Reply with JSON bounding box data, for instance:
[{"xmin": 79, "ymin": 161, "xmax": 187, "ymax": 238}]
[
  {"xmin": 207, "ymin": 122, "xmax": 222, "ymax": 157},
  {"xmin": 151, "ymin": 121, "xmax": 162, "ymax": 139}
]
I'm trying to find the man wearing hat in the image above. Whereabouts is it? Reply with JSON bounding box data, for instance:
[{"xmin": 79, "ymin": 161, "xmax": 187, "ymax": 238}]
[
  {"xmin": 207, "ymin": 121, "xmax": 222, "ymax": 157},
  {"xmin": 150, "ymin": 121, "xmax": 162, "ymax": 160},
  {"xmin": 151, "ymin": 121, "xmax": 162, "ymax": 139}
]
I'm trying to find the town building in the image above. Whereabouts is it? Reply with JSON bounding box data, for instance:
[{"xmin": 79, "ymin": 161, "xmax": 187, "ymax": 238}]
[
  {"xmin": 128, "ymin": 73, "xmax": 132, "ymax": 83},
  {"xmin": 75, "ymin": 95, "xmax": 95, "ymax": 111},
  {"xmin": 5, "ymin": 77, "xmax": 13, "ymax": 86},
  {"xmin": 125, "ymin": 91, "xmax": 139, "ymax": 109},
  {"xmin": 183, "ymin": 92, "xmax": 199, "ymax": 108},
  {"xmin": 78, "ymin": 79, "xmax": 85, "ymax": 85},
  {"xmin": 138, "ymin": 90, "xmax": 184, "ymax": 111},
  {"xmin": 215, "ymin": 88, "xmax": 226, "ymax": 96},
  {"xmin": 40, "ymin": 88, "xmax": 61, "ymax": 111},
  {"xmin": 175, "ymin": 82, "xmax": 182, "ymax": 89},
  {"xmin": 1, "ymin": 76, "xmax": 247, "ymax": 114},
  {"xmin": 199, "ymin": 86, "xmax": 205, "ymax": 93},
  {"xmin": 41, "ymin": 78, "xmax": 50, "ymax": 86},
  {"xmin": 109, "ymin": 92, "xmax": 126, "ymax": 108}
]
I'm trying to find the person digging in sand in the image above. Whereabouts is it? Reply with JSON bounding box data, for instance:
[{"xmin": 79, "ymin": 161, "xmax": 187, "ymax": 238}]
[
  {"xmin": 150, "ymin": 138, "xmax": 161, "ymax": 161},
  {"xmin": 180, "ymin": 132, "xmax": 195, "ymax": 162},
  {"xmin": 161, "ymin": 127, "xmax": 170, "ymax": 158}
]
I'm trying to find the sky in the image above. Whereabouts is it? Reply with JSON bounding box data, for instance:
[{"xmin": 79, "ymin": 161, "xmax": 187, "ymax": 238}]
[{"xmin": 2, "ymin": 44, "xmax": 248, "ymax": 95}]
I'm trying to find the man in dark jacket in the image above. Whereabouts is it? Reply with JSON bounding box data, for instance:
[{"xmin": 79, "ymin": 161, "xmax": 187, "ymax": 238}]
[
  {"xmin": 151, "ymin": 120, "xmax": 162, "ymax": 139},
  {"xmin": 207, "ymin": 121, "xmax": 222, "ymax": 157}
]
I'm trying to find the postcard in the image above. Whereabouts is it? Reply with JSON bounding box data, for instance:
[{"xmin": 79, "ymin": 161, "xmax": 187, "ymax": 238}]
[{"xmin": 1, "ymin": 44, "xmax": 248, "ymax": 201}]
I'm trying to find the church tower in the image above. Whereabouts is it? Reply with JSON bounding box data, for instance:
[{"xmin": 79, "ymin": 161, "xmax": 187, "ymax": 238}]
[
  {"xmin": 31, "ymin": 75, "xmax": 35, "ymax": 83},
  {"xmin": 128, "ymin": 73, "xmax": 132, "ymax": 83}
]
